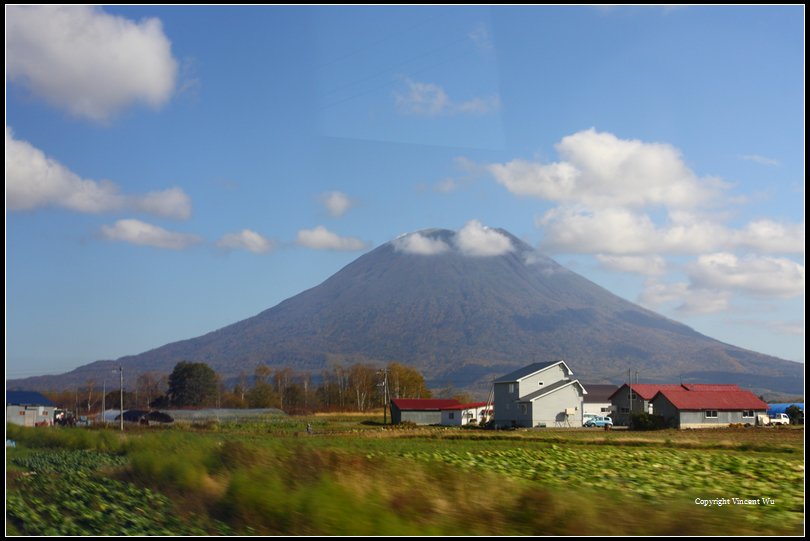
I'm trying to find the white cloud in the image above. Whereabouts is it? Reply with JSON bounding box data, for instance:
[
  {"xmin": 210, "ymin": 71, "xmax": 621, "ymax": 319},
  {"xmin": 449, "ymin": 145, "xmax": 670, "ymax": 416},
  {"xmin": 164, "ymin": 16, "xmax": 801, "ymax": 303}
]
[
  {"xmin": 6, "ymin": 128, "xmax": 191, "ymax": 219},
  {"xmin": 296, "ymin": 226, "xmax": 367, "ymax": 251},
  {"xmin": 319, "ymin": 191, "xmax": 355, "ymax": 218},
  {"xmin": 7, "ymin": 5, "xmax": 177, "ymax": 121},
  {"xmin": 732, "ymin": 220, "xmax": 804, "ymax": 254},
  {"xmin": 687, "ymin": 253, "xmax": 804, "ymax": 298},
  {"xmin": 135, "ymin": 187, "xmax": 192, "ymax": 220},
  {"xmin": 216, "ymin": 230, "xmax": 275, "ymax": 254},
  {"xmin": 596, "ymin": 254, "xmax": 666, "ymax": 276},
  {"xmin": 537, "ymin": 206, "xmax": 803, "ymax": 256},
  {"xmin": 639, "ymin": 280, "xmax": 731, "ymax": 314},
  {"xmin": 101, "ymin": 219, "xmax": 200, "ymax": 250},
  {"xmin": 740, "ymin": 154, "xmax": 780, "ymax": 167},
  {"xmin": 434, "ymin": 178, "xmax": 458, "ymax": 193},
  {"xmin": 469, "ymin": 24, "xmax": 493, "ymax": 51},
  {"xmin": 455, "ymin": 220, "xmax": 513, "ymax": 257},
  {"xmin": 393, "ymin": 232, "xmax": 450, "ymax": 255},
  {"xmin": 488, "ymin": 128, "xmax": 724, "ymax": 209},
  {"xmin": 395, "ymin": 78, "xmax": 500, "ymax": 116}
]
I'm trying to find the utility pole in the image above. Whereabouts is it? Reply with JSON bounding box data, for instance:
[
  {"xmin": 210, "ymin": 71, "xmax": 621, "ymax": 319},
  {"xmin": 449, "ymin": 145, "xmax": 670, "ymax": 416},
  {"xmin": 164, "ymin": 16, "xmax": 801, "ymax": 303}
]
[
  {"xmin": 378, "ymin": 368, "xmax": 390, "ymax": 425},
  {"xmin": 119, "ymin": 366, "xmax": 124, "ymax": 432},
  {"xmin": 102, "ymin": 380, "xmax": 106, "ymax": 428}
]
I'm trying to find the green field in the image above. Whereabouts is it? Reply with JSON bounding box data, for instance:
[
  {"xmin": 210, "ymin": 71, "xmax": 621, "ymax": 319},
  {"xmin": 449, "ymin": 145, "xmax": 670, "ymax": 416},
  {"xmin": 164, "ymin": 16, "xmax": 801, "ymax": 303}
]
[{"xmin": 6, "ymin": 416, "xmax": 804, "ymax": 535}]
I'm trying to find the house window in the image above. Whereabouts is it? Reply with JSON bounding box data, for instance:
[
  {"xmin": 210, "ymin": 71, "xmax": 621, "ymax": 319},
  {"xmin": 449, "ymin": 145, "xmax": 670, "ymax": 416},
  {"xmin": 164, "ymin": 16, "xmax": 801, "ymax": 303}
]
[
  {"xmin": 601, "ymin": 407, "xmax": 611, "ymax": 413},
  {"xmin": 620, "ymin": 407, "xmax": 630, "ymax": 414},
  {"xmin": 520, "ymin": 404, "xmax": 528, "ymax": 415},
  {"xmin": 449, "ymin": 412, "xmax": 455, "ymax": 419},
  {"xmin": 742, "ymin": 410, "xmax": 754, "ymax": 418},
  {"xmin": 508, "ymin": 383, "xmax": 516, "ymax": 394},
  {"xmin": 628, "ymin": 392, "xmax": 638, "ymax": 400},
  {"xmin": 705, "ymin": 410, "xmax": 718, "ymax": 418}
]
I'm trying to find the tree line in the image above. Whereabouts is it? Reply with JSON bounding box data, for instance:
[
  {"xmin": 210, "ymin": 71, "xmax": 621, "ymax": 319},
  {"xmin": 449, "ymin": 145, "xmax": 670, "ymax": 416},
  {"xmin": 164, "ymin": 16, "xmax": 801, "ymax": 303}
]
[{"xmin": 44, "ymin": 361, "xmax": 434, "ymax": 416}]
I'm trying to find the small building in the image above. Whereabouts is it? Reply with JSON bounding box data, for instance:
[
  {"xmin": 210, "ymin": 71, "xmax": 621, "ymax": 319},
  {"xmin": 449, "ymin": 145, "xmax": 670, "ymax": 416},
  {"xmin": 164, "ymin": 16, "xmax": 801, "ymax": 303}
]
[
  {"xmin": 440, "ymin": 402, "xmax": 491, "ymax": 426},
  {"xmin": 492, "ymin": 360, "xmax": 586, "ymax": 428},
  {"xmin": 610, "ymin": 383, "xmax": 743, "ymax": 426},
  {"xmin": 582, "ymin": 384, "xmax": 618, "ymax": 417},
  {"xmin": 390, "ymin": 398, "xmax": 460, "ymax": 425},
  {"xmin": 651, "ymin": 389, "xmax": 767, "ymax": 428},
  {"xmin": 6, "ymin": 391, "xmax": 56, "ymax": 427}
]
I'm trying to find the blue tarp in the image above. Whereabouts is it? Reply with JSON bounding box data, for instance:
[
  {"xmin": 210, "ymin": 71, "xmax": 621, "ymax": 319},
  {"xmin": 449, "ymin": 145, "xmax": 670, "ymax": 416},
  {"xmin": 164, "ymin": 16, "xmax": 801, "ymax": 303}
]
[{"xmin": 767, "ymin": 403, "xmax": 803, "ymax": 415}]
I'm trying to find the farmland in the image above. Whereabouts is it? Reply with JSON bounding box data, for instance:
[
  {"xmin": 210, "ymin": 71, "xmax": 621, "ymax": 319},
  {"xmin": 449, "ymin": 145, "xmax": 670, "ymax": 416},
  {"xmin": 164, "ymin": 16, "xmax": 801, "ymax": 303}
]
[{"xmin": 5, "ymin": 416, "xmax": 804, "ymax": 536}]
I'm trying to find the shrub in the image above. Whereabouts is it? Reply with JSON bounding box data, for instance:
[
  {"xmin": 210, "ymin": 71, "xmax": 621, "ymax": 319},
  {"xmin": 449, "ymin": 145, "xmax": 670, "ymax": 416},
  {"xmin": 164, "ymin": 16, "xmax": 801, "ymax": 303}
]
[{"xmin": 629, "ymin": 412, "xmax": 667, "ymax": 431}]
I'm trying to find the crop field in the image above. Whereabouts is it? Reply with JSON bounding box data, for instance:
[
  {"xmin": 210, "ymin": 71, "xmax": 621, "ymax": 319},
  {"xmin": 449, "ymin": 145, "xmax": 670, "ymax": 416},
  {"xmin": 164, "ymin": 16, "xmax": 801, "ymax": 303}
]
[{"xmin": 5, "ymin": 417, "xmax": 804, "ymax": 536}]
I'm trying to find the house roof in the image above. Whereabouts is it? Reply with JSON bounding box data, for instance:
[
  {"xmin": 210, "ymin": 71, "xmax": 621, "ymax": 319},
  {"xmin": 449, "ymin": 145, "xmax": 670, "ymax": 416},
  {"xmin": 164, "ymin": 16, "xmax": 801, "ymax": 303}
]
[
  {"xmin": 582, "ymin": 384, "xmax": 619, "ymax": 403},
  {"xmin": 6, "ymin": 390, "xmax": 55, "ymax": 407},
  {"xmin": 441, "ymin": 402, "xmax": 489, "ymax": 411},
  {"xmin": 494, "ymin": 360, "xmax": 571, "ymax": 384},
  {"xmin": 609, "ymin": 384, "xmax": 684, "ymax": 401},
  {"xmin": 653, "ymin": 389, "xmax": 767, "ymax": 411},
  {"xmin": 519, "ymin": 379, "xmax": 585, "ymax": 402},
  {"xmin": 391, "ymin": 398, "xmax": 459, "ymax": 411}
]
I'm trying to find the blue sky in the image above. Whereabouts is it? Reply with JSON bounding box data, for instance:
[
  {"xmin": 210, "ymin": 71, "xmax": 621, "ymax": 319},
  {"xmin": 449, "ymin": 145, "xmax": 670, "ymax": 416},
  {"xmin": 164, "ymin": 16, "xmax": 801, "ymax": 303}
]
[{"xmin": 6, "ymin": 6, "xmax": 804, "ymax": 379}]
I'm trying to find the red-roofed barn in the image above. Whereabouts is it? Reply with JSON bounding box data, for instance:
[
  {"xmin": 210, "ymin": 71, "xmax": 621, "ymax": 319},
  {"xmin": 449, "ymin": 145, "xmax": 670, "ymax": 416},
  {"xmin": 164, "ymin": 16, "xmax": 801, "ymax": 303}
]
[
  {"xmin": 651, "ymin": 389, "xmax": 767, "ymax": 429},
  {"xmin": 390, "ymin": 398, "xmax": 460, "ymax": 425}
]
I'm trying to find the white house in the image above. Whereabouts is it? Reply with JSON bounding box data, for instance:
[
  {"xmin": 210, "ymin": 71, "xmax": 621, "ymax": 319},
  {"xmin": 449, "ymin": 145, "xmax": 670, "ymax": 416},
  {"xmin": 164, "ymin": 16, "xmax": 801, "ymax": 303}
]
[
  {"xmin": 440, "ymin": 402, "xmax": 491, "ymax": 426},
  {"xmin": 492, "ymin": 361, "xmax": 586, "ymax": 428},
  {"xmin": 6, "ymin": 391, "xmax": 56, "ymax": 427}
]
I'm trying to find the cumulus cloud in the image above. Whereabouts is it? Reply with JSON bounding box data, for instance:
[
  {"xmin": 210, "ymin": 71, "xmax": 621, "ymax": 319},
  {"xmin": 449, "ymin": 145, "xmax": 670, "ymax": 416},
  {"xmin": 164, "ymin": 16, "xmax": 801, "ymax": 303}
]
[
  {"xmin": 488, "ymin": 128, "xmax": 724, "ymax": 209},
  {"xmin": 395, "ymin": 78, "xmax": 500, "ymax": 116},
  {"xmin": 319, "ymin": 191, "xmax": 355, "ymax": 218},
  {"xmin": 596, "ymin": 254, "xmax": 667, "ymax": 276},
  {"xmin": 7, "ymin": 5, "xmax": 177, "ymax": 121},
  {"xmin": 454, "ymin": 220, "xmax": 513, "ymax": 257},
  {"xmin": 296, "ymin": 226, "xmax": 367, "ymax": 251},
  {"xmin": 393, "ymin": 232, "xmax": 450, "ymax": 255},
  {"xmin": 6, "ymin": 128, "xmax": 191, "ymax": 218},
  {"xmin": 101, "ymin": 219, "xmax": 201, "ymax": 249},
  {"xmin": 216, "ymin": 230, "xmax": 275, "ymax": 254},
  {"xmin": 537, "ymin": 206, "xmax": 804, "ymax": 256},
  {"xmin": 687, "ymin": 253, "xmax": 804, "ymax": 298}
]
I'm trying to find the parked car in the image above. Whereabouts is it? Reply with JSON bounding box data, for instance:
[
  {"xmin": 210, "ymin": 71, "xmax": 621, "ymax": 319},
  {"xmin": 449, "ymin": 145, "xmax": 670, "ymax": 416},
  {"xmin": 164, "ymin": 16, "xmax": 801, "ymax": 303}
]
[
  {"xmin": 770, "ymin": 413, "xmax": 791, "ymax": 426},
  {"xmin": 584, "ymin": 416, "xmax": 613, "ymax": 428}
]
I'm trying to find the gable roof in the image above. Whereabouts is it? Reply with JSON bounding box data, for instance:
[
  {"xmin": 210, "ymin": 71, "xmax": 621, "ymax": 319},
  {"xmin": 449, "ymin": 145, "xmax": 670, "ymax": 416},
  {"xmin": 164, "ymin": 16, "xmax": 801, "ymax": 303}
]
[
  {"xmin": 494, "ymin": 360, "xmax": 571, "ymax": 384},
  {"xmin": 653, "ymin": 389, "xmax": 767, "ymax": 411},
  {"xmin": 609, "ymin": 384, "xmax": 684, "ymax": 401},
  {"xmin": 391, "ymin": 398, "xmax": 459, "ymax": 411},
  {"xmin": 582, "ymin": 384, "xmax": 619, "ymax": 403},
  {"xmin": 441, "ymin": 402, "xmax": 489, "ymax": 411},
  {"xmin": 520, "ymin": 379, "xmax": 585, "ymax": 402},
  {"xmin": 6, "ymin": 391, "xmax": 55, "ymax": 407}
]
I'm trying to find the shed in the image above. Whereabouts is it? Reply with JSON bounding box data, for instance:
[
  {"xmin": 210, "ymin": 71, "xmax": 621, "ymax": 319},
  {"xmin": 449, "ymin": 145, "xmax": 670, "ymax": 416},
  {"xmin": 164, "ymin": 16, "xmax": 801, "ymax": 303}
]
[
  {"xmin": 6, "ymin": 391, "xmax": 56, "ymax": 427},
  {"xmin": 390, "ymin": 398, "xmax": 460, "ymax": 425},
  {"xmin": 651, "ymin": 389, "xmax": 767, "ymax": 428},
  {"xmin": 440, "ymin": 402, "xmax": 491, "ymax": 426}
]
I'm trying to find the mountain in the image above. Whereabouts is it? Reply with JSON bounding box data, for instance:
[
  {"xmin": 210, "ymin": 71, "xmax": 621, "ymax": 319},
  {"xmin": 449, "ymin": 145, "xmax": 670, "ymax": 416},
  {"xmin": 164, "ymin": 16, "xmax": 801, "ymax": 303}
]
[{"xmin": 9, "ymin": 228, "xmax": 803, "ymax": 396}]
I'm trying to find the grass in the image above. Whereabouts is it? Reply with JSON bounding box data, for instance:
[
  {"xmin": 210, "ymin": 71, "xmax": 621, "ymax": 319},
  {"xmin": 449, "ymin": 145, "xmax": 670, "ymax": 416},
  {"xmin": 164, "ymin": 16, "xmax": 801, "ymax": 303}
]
[{"xmin": 6, "ymin": 419, "xmax": 804, "ymax": 535}]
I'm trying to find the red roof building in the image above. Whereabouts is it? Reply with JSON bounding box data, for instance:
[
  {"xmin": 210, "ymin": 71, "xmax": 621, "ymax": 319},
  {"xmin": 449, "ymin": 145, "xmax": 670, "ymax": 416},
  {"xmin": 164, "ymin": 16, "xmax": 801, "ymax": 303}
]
[
  {"xmin": 651, "ymin": 388, "xmax": 767, "ymax": 429},
  {"xmin": 390, "ymin": 398, "xmax": 460, "ymax": 425}
]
